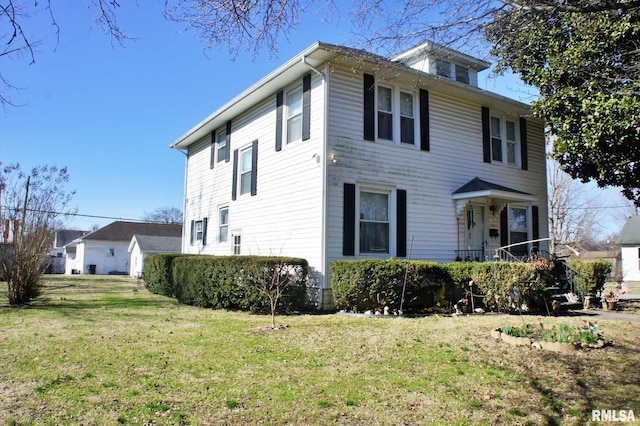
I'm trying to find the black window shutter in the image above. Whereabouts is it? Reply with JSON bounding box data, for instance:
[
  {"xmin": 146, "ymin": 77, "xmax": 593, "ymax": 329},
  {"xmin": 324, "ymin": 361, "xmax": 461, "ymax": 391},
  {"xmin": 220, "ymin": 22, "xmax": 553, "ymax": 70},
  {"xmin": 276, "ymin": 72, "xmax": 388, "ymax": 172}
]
[
  {"xmin": 231, "ymin": 149, "xmax": 238, "ymax": 201},
  {"xmin": 532, "ymin": 205, "xmax": 539, "ymax": 247},
  {"xmin": 520, "ymin": 117, "xmax": 528, "ymax": 170},
  {"xmin": 225, "ymin": 121, "xmax": 232, "ymax": 162},
  {"xmin": 343, "ymin": 183, "xmax": 356, "ymax": 256},
  {"xmin": 419, "ymin": 89, "xmax": 430, "ymax": 151},
  {"xmin": 363, "ymin": 74, "xmax": 375, "ymax": 141},
  {"xmin": 302, "ymin": 74, "xmax": 311, "ymax": 141},
  {"xmin": 210, "ymin": 131, "xmax": 216, "ymax": 169},
  {"xmin": 202, "ymin": 217, "xmax": 208, "ymax": 246},
  {"xmin": 397, "ymin": 189, "xmax": 407, "ymax": 257},
  {"xmin": 251, "ymin": 140, "xmax": 258, "ymax": 196},
  {"xmin": 190, "ymin": 220, "xmax": 195, "ymax": 246},
  {"xmin": 500, "ymin": 206, "xmax": 509, "ymax": 247},
  {"xmin": 481, "ymin": 106, "xmax": 491, "ymax": 163},
  {"xmin": 275, "ymin": 91, "xmax": 283, "ymax": 152}
]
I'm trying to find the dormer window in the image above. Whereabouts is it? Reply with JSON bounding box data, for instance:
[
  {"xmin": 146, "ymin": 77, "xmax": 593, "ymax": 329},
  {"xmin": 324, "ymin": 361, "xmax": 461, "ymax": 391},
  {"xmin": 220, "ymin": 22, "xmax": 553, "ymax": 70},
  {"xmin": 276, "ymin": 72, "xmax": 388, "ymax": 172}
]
[
  {"xmin": 455, "ymin": 65, "xmax": 470, "ymax": 84},
  {"xmin": 436, "ymin": 60, "xmax": 451, "ymax": 78}
]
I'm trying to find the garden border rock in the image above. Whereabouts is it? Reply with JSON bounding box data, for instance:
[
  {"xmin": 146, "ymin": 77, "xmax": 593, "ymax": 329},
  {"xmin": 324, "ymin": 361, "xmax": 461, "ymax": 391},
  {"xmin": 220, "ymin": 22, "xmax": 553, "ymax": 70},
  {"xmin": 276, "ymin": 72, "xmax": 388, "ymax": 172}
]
[{"xmin": 491, "ymin": 328, "xmax": 606, "ymax": 353}]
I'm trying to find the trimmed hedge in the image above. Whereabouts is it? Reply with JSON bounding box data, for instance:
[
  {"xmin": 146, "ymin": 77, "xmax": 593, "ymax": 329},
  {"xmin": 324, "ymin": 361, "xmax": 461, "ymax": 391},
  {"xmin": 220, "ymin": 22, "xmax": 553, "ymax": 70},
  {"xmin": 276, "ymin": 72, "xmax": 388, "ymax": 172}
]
[
  {"xmin": 331, "ymin": 259, "xmax": 455, "ymax": 313},
  {"xmin": 471, "ymin": 261, "xmax": 548, "ymax": 313},
  {"xmin": 143, "ymin": 253, "xmax": 183, "ymax": 297},
  {"xmin": 144, "ymin": 254, "xmax": 310, "ymax": 313},
  {"xmin": 565, "ymin": 259, "xmax": 612, "ymax": 296}
]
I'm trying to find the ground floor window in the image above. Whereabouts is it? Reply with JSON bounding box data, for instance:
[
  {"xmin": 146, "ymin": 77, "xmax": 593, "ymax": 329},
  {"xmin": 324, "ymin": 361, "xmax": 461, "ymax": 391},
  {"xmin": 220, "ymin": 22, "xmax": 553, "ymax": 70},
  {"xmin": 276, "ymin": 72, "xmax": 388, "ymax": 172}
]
[
  {"xmin": 219, "ymin": 207, "xmax": 228, "ymax": 243},
  {"xmin": 508, "ymin": 207, "xmax": 528, "ymax": 256},
  {"xmin": 359, "ymin": 190, "xmax": 390, "ymax": 254},
  {"xmin": 233, "ymin": 234, "xmax": 241, "ymax": 255}
]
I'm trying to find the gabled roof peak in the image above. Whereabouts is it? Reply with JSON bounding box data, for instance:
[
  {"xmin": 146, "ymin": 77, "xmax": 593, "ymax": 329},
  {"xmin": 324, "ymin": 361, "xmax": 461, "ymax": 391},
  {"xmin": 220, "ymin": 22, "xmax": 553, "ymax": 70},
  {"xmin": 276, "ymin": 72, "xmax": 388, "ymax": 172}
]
[{"xmin": 390, "ymin": 40, "xmax": 491, "ymax": 71}]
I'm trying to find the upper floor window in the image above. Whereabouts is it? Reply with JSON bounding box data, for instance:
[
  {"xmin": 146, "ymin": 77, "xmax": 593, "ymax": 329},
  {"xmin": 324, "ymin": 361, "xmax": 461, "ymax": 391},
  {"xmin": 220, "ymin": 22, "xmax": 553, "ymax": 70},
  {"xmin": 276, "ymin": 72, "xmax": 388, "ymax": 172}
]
[
  {"xmin": 399, "ymin": 91, "xmax": 415, "ymax": 144},
  {"xmin": 240, "ymin": 146, "xmax": 253, "ymax": 195},
  {"xmin": 455, "ymin": 65, "xmax": 470, "ymax": 84},
  {"xmin": 375, "ymin": 84, "xmax": 418, "ymax": 145},
  {"xmin": 216, "ymin": 128, "xmax": 228, "ymax": 163},
  {"xmin": 491, "ymin": 115, "xmax": 520, "ymax": 166},
  {"xmin": 377, "ymin": 85, "xmax": 393, "ymax": 140},
  {"xmin": 286, "ymin": 85, "xmax": 303, "ymax": 143},
  {"xmin": 436, "ymin": 60, "xmax": 451, "ymax": 78}
]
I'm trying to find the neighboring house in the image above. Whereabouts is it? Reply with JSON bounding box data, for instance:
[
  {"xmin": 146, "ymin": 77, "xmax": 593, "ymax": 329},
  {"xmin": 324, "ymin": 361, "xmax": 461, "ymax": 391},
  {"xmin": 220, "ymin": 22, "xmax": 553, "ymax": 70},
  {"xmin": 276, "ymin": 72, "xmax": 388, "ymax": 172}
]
[
  {"xmin": 170, "ymin": 41, "xmax": 549, "ymax": 309},
  {"xmin": 616, "ymin": 216, "xmax": 640, "ymax": 283},
  {"xmin": 128, "ymin": 234, "xmax": 182, "ymax": 277},
  {"xmin": 46, "ymin": 230, "xmax": 89, "ymax": 274},
  {"xmin": 64, "ymin": 221, "xmax": 182, "ymax": 275}
]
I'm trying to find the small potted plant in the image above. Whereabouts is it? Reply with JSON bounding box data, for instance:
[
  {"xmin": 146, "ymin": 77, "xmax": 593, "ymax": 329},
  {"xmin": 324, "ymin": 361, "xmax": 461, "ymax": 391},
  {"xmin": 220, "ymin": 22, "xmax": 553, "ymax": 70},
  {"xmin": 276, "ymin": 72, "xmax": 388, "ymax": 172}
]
[{"xmin": 601, "ymin": 291, "xmax": 618, "ymax": 311}]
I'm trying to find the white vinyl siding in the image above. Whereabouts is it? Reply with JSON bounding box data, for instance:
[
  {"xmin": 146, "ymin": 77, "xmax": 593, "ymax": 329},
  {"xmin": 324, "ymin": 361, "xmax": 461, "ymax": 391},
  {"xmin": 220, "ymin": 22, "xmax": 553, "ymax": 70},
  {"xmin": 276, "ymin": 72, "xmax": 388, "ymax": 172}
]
[
  {"xmin": 183, "ymin": 72, "xmax": 325, "ymax": 279},
  {"xmin": 326, "ymin": 66, "xmax": 547, "ymax": 267}
]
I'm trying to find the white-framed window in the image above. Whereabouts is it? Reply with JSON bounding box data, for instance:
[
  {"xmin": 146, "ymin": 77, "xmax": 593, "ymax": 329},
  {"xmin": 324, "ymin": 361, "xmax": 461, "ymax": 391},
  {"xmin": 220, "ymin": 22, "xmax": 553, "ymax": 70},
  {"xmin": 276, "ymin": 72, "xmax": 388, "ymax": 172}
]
[
  {"xmin": 240, "ymin": 146, "xmax": 253, "ymax": 195},
  {"xmin": 216, "ymin": 128, "xmax": 228, "ymax": 163},
  {"xmin": 359, "ymin": 189, "xmax": 390, "ymax": 254},
  {"xmin": 375, "ymin": 84, "xmax": 418, "ymax": 145},
  {"xmin": 436, "ymin": 59, "xmax": 451, "ymax": 78},
  {"xmin": 508, "ymin": 206, "xmax": 528, "ymax": 257},
  {"xmin": 107, "ymin": 248, "xmax": 115, "ymax": 257},
  {"xmin": 491, "ymin": 115, "xmax": 519, "ymax": 165},
  {"xmin": 506, "ymin": 120, "xmax": 517, "ymax": 165},
  {"xmin": 219, "ymin": 207, "xmax": 229, "ymax": 243},
  {"xmin": 233, "ymin": 233, "xmax": 242, "ymax": 255},
  {"xmin": 399, "ymin": 91, "xmax": 415, "ymax": 144},
  {"xmin": 455, "ymin": 65, "xmax": 469, "ymax": 84},
  {"xmin": 286, "ymin": 85, "xmax": 303, "ymax": 143},
  {"xmin": 195, "ymin": 220, "xmax": 204, "ymax": 242}
]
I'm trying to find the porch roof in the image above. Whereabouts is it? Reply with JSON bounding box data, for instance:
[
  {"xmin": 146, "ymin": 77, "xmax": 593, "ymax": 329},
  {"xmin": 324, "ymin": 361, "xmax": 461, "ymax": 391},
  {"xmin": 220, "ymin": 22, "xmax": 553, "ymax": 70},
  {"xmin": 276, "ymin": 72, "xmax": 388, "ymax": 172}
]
[{"xmin": 452, "ymin": 177, "xmax": 536, "ymax": 215}]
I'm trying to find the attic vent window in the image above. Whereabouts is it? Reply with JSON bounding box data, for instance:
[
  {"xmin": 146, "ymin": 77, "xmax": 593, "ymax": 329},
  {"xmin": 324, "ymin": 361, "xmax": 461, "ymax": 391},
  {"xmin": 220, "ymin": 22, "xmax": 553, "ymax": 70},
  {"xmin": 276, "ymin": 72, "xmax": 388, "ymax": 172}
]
[
  {"xmin": 455, "ymin": 65, "xmax": 470, "ymax": 84},
  {"xmin": 436, "ymin": 60, "xmax": 451, "ymax": 78}
]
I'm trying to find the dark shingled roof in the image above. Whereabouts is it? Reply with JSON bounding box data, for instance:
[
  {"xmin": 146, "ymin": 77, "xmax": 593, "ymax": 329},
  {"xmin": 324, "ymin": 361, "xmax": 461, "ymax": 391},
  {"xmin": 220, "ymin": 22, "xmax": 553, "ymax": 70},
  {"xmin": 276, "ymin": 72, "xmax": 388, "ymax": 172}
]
[
  {"xmin": 453, "ymin": 177, "xmax": 531, "ymax": 195},
  {"xmin": 83, "ymin": 221, "xmax": 182, "ymax": 242},
  {"xmin": 131, "ymin": 235, "xmax": 181, "ymax": 252},
  {"xmin": 54, "ymin": 230, "xmax": 89, "ymax": 247},
  {"xmin": 616, "ymin": 216, "xmax": 640, "ymax": 245}
]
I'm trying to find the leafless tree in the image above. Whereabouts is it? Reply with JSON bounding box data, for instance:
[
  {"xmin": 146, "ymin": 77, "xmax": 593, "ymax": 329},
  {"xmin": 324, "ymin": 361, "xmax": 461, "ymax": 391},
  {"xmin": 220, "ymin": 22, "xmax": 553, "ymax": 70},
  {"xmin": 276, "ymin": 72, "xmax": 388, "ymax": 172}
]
[
  {"xmin": 0, "ymin": 162, "xmax": 75, "ymax": 304},
  {"xmin": 547, "ymin": 158, "xmax": 602, "ymax": 256},
  {"xmin": 142, "ymin": 206, "xmax": 183, "ymax": 224}
]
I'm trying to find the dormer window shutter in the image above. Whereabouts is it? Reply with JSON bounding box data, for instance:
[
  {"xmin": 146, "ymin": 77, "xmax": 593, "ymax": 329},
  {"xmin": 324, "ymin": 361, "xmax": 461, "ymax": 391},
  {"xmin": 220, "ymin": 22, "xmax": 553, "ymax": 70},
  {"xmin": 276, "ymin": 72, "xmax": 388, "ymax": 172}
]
[
  {"xmin": 225, "ymin": 121, "xmax": 232, "ymax": 162},
  {"xmin": 302, "ymin": 74, "xmax": 311, "ymax": 141},
  {"xmin": 275, "ymin": 91, "xmax": 283, "ymax": 152},
  {"xmin": 363, "ymin": 74, "xmax": 375, "ymax": 141},
  {"xmin": 520, "ymin": 117, "xmax": 528, "ymax": 170},
  {"xmin": 481, "ymin": 106, "xmax": 491, "ymax": 163},
  {"xmin": 419, "ymin": 89, "xmax": 430, "ymax": 151}
]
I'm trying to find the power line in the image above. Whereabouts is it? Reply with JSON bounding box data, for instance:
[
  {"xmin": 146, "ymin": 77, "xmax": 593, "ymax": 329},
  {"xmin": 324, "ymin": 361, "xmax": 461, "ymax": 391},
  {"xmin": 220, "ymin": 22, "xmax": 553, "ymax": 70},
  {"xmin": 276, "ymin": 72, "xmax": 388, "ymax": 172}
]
[{"xmin": 0, "ymin": 206, "xmax": 181, "ymax": 224}]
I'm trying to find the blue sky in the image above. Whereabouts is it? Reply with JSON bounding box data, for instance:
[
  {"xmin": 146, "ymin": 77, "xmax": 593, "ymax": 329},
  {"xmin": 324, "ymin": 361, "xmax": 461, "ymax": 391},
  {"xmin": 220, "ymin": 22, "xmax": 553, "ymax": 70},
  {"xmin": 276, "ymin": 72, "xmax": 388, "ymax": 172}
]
[{"xmin": 0, "ymin": 1, "xmax": 628, "ymax": 235}]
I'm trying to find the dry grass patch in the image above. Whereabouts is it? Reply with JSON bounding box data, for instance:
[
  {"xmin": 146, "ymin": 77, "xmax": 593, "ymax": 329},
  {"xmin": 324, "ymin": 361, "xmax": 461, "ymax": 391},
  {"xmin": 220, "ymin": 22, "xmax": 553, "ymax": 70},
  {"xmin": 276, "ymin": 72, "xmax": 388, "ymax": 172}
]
[{"xmin": 1, "ymin": 275, "xmax": 639, "ymax": 425}]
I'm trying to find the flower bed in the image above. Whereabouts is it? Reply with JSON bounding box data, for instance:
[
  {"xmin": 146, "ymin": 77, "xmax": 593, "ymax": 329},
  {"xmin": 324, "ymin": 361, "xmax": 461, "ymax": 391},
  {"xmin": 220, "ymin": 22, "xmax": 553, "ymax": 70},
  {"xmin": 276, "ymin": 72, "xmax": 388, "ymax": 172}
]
[{"xmin": 491, "ymin": 319, "xmax": 606, "ymax": 353}]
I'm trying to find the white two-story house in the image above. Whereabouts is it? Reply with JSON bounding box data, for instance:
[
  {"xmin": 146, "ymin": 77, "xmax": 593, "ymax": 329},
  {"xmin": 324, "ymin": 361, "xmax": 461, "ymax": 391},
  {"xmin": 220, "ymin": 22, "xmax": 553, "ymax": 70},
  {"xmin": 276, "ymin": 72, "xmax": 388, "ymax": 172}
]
[{"xmin": 170, "ymin": 41, "xmax": 549, "ymax": 309}]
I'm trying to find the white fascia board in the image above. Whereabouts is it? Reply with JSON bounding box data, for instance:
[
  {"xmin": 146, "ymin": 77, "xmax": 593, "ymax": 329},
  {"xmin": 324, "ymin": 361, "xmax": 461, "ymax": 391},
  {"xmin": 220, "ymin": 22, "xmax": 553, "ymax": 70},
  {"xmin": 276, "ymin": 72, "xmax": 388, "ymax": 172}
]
[
  {"xmin": 170, "ymin": 42, "xmax": 330, "ymax": 150},
  {"xmin": 452, "ymin": 189, "xmax": 536, "ymax": 202}
]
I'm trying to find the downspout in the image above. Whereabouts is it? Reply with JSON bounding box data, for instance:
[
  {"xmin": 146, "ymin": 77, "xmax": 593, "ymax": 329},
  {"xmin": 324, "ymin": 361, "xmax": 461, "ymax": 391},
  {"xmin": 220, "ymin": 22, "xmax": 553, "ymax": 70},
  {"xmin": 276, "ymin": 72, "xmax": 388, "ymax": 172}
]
[
  {"xmin": 172, "ymin": 146, "xmax": 189, "ymax": 254},
  {"xmin": 301, "ymin": 56, "xmax": 327, "ymax": 310}
]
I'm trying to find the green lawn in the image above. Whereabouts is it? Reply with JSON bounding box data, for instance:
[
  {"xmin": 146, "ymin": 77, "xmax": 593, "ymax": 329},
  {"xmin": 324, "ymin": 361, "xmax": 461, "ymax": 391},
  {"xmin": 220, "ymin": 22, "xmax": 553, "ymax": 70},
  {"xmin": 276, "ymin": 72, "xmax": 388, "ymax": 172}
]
[{"xmin": 1, "ymin": 275, "xmax": 639, "ymax": 425}]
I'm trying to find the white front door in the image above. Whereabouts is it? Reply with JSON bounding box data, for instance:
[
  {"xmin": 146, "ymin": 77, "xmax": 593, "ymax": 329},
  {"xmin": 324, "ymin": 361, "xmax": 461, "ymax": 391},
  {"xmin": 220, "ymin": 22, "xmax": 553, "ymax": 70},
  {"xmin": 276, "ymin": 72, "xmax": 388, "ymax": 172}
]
[{"xmin": 466, "ymin": 205, "xmax": 485, "ymax": 259}]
